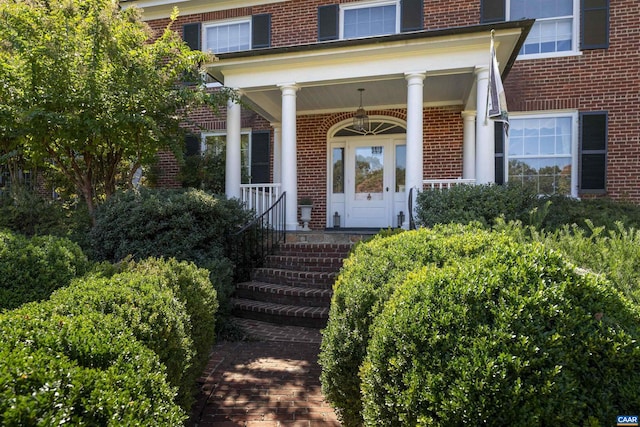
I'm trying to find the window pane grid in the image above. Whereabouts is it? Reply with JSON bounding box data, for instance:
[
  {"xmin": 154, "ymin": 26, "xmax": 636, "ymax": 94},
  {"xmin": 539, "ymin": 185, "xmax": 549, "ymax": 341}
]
[
  {"xmin": 508, "ymin": 117, "xmax": 572, "ymax": 195},
  {"xmin": 205, "ymin": 21, "xmax": 250, "ymax": 54},
  {"xmin": 511, "ymin": 0, "xmax": 575, "ymax": 55},
  {"xmin": 343, "ymin": 5, "xmax": 396, "ymax": 39}
]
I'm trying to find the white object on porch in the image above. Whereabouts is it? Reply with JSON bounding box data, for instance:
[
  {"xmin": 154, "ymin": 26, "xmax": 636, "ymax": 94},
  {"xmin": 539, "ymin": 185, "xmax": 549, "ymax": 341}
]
[
  {"xmin": 422, "ymin": 178, "xmax": 477, "ymax": 190},
  {"xmin": 240, "ymin": 183, "xmax": 282, "ymax": 225}
]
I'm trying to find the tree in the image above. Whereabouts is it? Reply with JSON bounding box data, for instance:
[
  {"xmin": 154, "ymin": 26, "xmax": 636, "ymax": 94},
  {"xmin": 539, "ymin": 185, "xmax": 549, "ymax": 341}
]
[{"xmin": 0, "ymin": 0, "xmax": 234, "ymax": 217}]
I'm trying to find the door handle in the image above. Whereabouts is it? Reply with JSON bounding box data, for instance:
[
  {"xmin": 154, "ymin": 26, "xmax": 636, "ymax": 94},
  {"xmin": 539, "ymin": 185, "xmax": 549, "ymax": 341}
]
[{"xmin": 386, "ymin": 187, "xmax": 389, "ymax": 192}]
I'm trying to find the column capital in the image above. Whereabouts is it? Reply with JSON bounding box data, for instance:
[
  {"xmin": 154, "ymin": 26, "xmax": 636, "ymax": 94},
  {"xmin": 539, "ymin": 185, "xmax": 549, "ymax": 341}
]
[
  {"xmin": 474, "ymin": 66, "xmax": 490, "ymax": 78},
  {"xmin": 404, "ymin": 71, "xmax": 427, "ymax": 82},
  {"xmin": 461, "ymin": 110, "xmax": 477, "ymax": 120},
  {"xmin": 278, "ymin": 83, "xmax": 299, "ymax": 93}
]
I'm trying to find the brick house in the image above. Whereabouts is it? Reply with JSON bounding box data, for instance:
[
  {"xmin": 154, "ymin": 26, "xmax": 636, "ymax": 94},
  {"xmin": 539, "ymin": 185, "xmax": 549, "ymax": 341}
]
[{"xmin": 127, "ymin": 0, "xmax": 639, "ymax": 231}]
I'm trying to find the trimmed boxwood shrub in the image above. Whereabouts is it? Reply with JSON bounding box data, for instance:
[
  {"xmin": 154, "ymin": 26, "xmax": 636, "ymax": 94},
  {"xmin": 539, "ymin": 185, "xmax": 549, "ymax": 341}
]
[
  {"xmin": 360, "ymin": 241, "xmax": 640, "ymax": 425},
  {"xmin": 415, "ymin": 183, "xmax": 537, "ymax": 228},
  {"xmin": 0, "ymin": 306, "xmax": 185, "ymax": 426},
  {"xmin": 319, "ymin": 224, "xmax": 515, "ymax": 426},
  {"xmin": 89, "ymin": 188, "xmax": 249, "ymax": 315},
  {"xmin": 44, "ymin": 271, "xmax": 195, "ymax": 410},
  {"xmin": 122, "ymin": 258, "xmax": 219, "ymax": 384},
  {"xmin": 90, "ymin": 188, "xmax": 251, "ymax": 263},
  {"xmin": 0, "ymin": 230, "xmax": 89, "ymax": 310}
]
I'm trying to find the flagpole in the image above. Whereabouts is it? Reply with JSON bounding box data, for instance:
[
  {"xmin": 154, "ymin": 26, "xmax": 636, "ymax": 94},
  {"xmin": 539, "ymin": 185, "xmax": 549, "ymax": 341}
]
[{"xmin": 484, "ymin": 29, "xmax": 495, "ymax": 126}]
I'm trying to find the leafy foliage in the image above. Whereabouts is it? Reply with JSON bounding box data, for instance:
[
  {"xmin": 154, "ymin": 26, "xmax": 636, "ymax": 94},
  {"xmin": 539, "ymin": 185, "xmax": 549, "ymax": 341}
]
[
  {"xmin": 44, "ymin": 271, "xmax": 195, "ymax": 410},
  {"xmin": 415, "ymin": 183, "xmax": 538, "ymax": 228},
  {"xmin": 90, "ymin": 188, "xmax": 249, "ymax": 316},
  {"xmin": 0, "ymin": 307, "xmax": 185, "ymax": 426},
  {"xmin": 360, "ymin": 240, "xmax": 640, "ymax": 426},
  {"xmin": 0, "ymin": 230, "xmax": 89, "ymax": 310},
  {"xmin": 319, "ymin": 224, "xmax": 513, "ymax": 426},
  {"xmin": 0, "ymin": 0, "xmax": 233, "ymax": 217}
]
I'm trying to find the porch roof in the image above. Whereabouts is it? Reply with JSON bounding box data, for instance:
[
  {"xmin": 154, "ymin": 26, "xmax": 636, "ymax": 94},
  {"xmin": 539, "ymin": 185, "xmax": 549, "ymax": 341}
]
[{"xmin": 206, "ymin": 20, "xmax": 533, "ymax": 123}]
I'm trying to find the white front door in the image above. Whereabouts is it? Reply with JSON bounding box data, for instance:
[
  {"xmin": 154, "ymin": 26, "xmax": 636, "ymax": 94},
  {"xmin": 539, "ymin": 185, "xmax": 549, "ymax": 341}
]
[
  {"xmin": 329, "ymin": 136, "xmax": 406, "ymax": 229},
  {"xmin": 345, "ymin": 140, "xmax": 391, "ymax": 227}
]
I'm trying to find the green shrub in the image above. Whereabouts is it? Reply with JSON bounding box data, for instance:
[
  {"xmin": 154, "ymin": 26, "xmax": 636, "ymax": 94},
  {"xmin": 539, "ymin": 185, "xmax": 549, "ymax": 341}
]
[
  {"xmin": 0, "ymin": 306, "xmax": 185, "ymax": 426},
  {"xmin": 360, "ymin": 241, "xmax": 640, "ymax": 426},
  {"xmin": 0, "ymin": 230, "xmax": 89, "ymax": 310},
  {"xmin": 0, "ymin": 189, "xmax": 93, "ymax": 244},
  {"xmin": 319, "ymin": 224, "xmax": 515, "ymax": 426},
  {"xmin": 90, "ymin": 188, "xmax": 250, "ymax": 263},
  {"xmin": 415, "ymin": 183, "xmax": 537, "ymax": 228},
  {"xmin": 497, "ymin": 219, "xmax": 640, "ymax": 306},
  {"xmin": 44, "ymin": 271, "xmax": 195, "ymax": 410},
  {"xmin": 89, "ymin": 188, "xmax": 247, "ymax": 314},
  {"xmin": 122, "ymin": 258, "xmax": 219, "ymax": 381},
  {"xmin": 535, "ymin": 195, "xmax": 640, "ymax": 232}
]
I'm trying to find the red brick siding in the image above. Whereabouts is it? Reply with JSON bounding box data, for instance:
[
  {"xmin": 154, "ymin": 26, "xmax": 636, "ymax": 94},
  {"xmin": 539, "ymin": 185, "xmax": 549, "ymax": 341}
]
[
  {"xmin": 505, "ymin": 0, "xmax": 640, "ymax": 201},
  {"xmin": 141, "ymin": 0, "xmax": 640, "ymax": 203}
]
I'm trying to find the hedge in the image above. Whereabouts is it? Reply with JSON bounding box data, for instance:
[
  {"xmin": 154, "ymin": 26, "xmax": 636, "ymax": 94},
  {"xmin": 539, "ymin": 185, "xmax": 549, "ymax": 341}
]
[
  {"xmin": 0, "ymin": 307, "xmax": 185, "ymax": 426},
  {"xmin": 44, "ymin": 271, "xmax": 195, "ymax": 410},
  {"xmin": 319, "ymin": 224, "xmax": 515, "ymax": 426},
  {"xmin": 360, "ymin": 241, "xmax": 640, "ymax": 425},
  {"xmin": 89, "ymin": 188, "xmax": 249, "ymax": 315},
  {"xmin": 0, "ymin": 230, "xmax": 89, "ymax": 311}
]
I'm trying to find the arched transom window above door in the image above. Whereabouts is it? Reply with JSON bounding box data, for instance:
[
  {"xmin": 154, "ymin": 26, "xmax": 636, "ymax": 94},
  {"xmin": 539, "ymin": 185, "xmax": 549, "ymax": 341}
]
[{"xmin": 332, "ymin": 119, "xmax": 406, "ymax": 137}]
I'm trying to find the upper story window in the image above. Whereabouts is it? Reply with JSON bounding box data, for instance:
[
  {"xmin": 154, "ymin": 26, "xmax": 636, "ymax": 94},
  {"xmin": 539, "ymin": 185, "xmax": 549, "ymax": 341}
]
[
  {"xmin": 508, "ymin": 0, "xmax": 577, "ymax": 57},
  {"xmin": 341, "ymin": 1, "xmax": 399, "ymax": 39},
  {"xmin": 481, "ymin": 0, "xmax": 608, "ymax": 56},
  {"xmin": 203, "ymin": 19, "xmax": 251, "ymax": 54},
  {"xmin": 318, "ymin": 0, "xmax": 423, "ymax": 42}
]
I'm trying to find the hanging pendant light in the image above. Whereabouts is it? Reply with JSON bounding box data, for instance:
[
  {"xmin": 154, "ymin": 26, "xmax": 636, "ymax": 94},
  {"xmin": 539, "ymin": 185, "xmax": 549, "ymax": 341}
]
[{"xmin": 353, "ymin": 88, "xmax": 369, "ymax": 132}]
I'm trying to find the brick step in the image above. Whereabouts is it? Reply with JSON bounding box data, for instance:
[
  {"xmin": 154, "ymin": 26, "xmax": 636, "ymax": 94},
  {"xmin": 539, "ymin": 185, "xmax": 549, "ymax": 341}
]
[
  {"xmin": 235, "ymin": 281, "xmax": 332, "ymax": 307},
  {"xmin": 251, "ymin": 268, "xmax": 336, "ymax": 289},
  {"xmin": 265, "ymin": 254, "xmax": 345, "ymax": 273},
  {"xmin": 275, "ymin": 243, "xmax": 353, "ymax": 258},
  {"xmin": 231, "ymin": 298, "xmax": 329, "ymax": 328}
]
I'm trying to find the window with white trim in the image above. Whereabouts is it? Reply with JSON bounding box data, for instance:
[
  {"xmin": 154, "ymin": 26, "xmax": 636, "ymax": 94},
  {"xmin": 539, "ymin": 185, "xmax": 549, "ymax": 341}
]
[
  {"xmin": 341, "ymin": 1, "xmax": 400, "ymax": 39},
  {"xmin": 508, "ymin": 0, "xmax": 579, "ymax": 57},
  {"xmin": 203, "ymin": 18, "xmax": 251, "ymax": 54},
  {"xmin": 202, "ymin": 132, "xmax": 251, "ymax": 184},
  {"xmin": 506, "ymin": 113, "xmax": 578, "ymax": 196}
]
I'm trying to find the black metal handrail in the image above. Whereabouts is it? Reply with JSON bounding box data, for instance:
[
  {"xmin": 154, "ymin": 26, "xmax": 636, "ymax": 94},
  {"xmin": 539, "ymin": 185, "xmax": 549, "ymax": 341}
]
[{"xmin": 228, "ymin": 192, "xmax": 286, "ymax": 283}]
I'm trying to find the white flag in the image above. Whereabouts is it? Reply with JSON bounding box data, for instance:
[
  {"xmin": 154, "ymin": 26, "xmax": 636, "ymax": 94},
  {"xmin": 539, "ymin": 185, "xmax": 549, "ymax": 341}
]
[{"xmin": 487, "ymin": 31, "xmax": 509, "ymax": 135}]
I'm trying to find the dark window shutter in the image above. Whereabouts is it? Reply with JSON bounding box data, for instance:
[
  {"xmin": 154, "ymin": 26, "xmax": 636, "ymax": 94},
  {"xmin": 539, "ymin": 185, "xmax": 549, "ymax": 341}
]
[
  {"xmin": 252, "ymin": 14, "xmax": 271, "ymax": 49},
  {"xmin": 401, "ymin": 0, "xmax": 423, "ymax": 32},
  {"xmin": 581, "ymin": 0, "xmax": 609, "ymax": 49},
  {"xmin": 251, "ymin": 131, "xmax": 271, "ymax": 184},
  {"xmin": 579, "ymin": 112, "xmax": 607, "ymax": 192},
  {"xmin": 318, "ymin": 4, "xmax": 339, "ymax": 41},
  {"xmin": 480, "ymin": 0, "xmax": 505, "ymax": 23},
  {"xmin": 494, "ymin": 122, "xmax": 505, "ymax": 185},
  {"xmin": 183, "ymin": 23, "xmax": 201, "ymax": 51},
  {"xmin": 184, "ymin": 134, "xmax": 201, "ymax": 157}
]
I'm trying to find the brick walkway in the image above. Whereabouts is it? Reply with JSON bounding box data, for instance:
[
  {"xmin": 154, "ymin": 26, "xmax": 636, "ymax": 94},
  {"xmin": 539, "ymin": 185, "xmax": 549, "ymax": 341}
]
[{"xmin": 189, "ymin": 318, "xmax": 341, "ymax": 426}]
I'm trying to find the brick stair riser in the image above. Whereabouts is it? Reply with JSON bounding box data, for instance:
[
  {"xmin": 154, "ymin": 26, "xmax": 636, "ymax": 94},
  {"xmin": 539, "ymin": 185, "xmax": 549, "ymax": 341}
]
[
  {"xmin": 251, "ymin": 269, "xmax": 335, "ymax": 289},
  {"xmin": 265, "ymin": 255, "xmax": 344, "ymax": 273},
  {"xmin": 275, "ymin": 244, "xmax": 353, "ymax": 258},
  {"xmin": 231, "ymin": 300, "xmax": 328, "ymax": 328},
  {"xmin": 235, "ymin": 285, "xmax": 331, "ymax": 307}
]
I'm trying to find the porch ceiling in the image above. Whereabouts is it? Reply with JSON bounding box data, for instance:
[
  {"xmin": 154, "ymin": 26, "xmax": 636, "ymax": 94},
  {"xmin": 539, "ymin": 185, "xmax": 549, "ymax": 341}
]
[{"xmin": 206, "ymin": 21, "xmax": 533, "ymax": 123}]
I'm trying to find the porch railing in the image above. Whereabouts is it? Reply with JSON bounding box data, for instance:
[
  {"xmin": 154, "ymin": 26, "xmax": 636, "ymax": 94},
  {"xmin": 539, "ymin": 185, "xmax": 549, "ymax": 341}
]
[
  {"xmin": 228, "ymin": 191, "xmax": 286, "ymax": 283},
  {"xmin": 408, "ymin": 178, "xmax": 477, "ymax": 230},
  {"xmin": 240, "ymin": 183, "xmax": 281, "ymax": 221}
]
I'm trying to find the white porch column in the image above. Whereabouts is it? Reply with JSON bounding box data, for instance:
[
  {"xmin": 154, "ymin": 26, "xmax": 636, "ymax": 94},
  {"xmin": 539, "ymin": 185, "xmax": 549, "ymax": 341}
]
[
  {"xmin": 279, "ymin": 84, "xmax": 299, "ymax": 231},
  {"xmin": 462, "ymin": 111, "xmax": 476, "ymax": 180},
  {"xmin": 405, "ymin": 72, "xmax": 426, "ymax": 221},
  {"xmin": 475, "ymin": 66, "xmax": 495, "ymax": 184},
  {"xmin": 225, "ymin": 95, "xmax": 242, "ymax": 199},
  {"xmin": 272, "ymin": 123, "xmax": 282, "ymax": 184}
]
